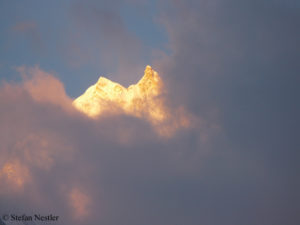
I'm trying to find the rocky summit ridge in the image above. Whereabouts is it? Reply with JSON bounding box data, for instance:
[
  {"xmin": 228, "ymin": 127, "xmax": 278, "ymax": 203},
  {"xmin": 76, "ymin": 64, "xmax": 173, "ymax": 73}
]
[{"xmin": 73, "ymin": 65, "xmax": 165, "ymax": 121}]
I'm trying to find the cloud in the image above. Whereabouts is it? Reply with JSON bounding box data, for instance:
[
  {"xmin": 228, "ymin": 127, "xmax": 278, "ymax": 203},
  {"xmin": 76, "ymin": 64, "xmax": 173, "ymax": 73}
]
[
  {"xmin": 0, "ymin": 160, "xmax": 31, "ymax": 193},
  {"xmin": 0, "ymin": 66, "xmax": 216, "ymax": 225},
  {"xmin": 152, "ymin": 0, "xmax": 300, "ymax": 224},
  {"xmin": 11, "ymin": 21, "xmax": 44, "ymax": 53},
  {"xmin": 69, "ymin": 188, "xmax": 91, "ymax": 219},
  {"xmin": 62, "ymin": 0, "xmax": 148, "ymax": 85},
  {"xmin": 16, "ymin": 66, "xmax": 73, "ymax": 113}
]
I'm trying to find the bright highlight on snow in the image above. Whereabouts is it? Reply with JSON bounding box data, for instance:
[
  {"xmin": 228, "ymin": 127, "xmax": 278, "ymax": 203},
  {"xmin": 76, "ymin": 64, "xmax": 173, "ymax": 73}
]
[{"xmin": 73, "ymin": 65, "xmax": 191, "ymax": 136}]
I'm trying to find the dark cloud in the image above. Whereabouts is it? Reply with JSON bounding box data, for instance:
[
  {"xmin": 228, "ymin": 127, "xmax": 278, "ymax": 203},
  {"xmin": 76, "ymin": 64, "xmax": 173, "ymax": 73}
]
[{"xmin": 153, "ymin": 0, "xmax": 300, "ymax": 224}]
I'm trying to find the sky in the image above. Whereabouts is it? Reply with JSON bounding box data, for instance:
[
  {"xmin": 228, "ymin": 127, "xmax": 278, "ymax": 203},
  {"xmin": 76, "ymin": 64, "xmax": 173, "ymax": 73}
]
[{"xmin": 0, "ymin": 1, "xmax": 299, "ymax": 225}]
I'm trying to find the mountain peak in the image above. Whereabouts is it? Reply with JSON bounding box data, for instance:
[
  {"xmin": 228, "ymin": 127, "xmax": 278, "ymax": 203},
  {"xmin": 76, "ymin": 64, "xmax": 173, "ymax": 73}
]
[
  {"xmin": 142, "ymin": 65, "xmax": 154, "ymax": 80},
  {"xmin": 145, "ymin": 65, "xmax": 152, "ymax": 73},
  {"xmin": 97, "ymin": 76, "xmax": 106, "ymax": 84},
  {"xmin": 73, "ymin": 65, "xmax": 163, "ymax": 118},
  {"xmin": 72, "ymin": 66, "xmax": 191, "ymax": 137}
]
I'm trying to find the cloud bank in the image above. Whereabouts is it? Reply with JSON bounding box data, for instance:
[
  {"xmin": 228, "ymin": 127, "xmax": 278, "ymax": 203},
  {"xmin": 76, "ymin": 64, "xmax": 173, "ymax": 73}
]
[{"xmin": 0, "ymin": 66, "xmax": 216, "ymax": 225}]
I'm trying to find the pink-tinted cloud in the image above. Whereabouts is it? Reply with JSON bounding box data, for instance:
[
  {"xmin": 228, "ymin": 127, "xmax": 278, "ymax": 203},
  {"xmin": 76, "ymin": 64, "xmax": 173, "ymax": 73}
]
[
  {"xmin": 16, "ymin": 66, "xmax": 74, "ymax": 113},
  {"xmin": 69, "ymin": 188, "xmax": 91, "ymax": 219},
  {"xmin": 0, "ymin": 66, "xmax": 218, "ymax": 225}
]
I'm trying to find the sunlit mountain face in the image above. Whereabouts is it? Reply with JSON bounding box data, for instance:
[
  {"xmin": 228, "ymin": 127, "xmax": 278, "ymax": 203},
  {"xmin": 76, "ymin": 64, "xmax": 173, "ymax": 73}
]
[{"xmin": 73, "ymin": 65, "xmax": 192, "ymax": 136}]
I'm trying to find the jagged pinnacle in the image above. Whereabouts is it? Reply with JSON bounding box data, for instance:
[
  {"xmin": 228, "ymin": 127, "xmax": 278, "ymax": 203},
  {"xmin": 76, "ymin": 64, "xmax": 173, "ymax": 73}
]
[
  {"xmin": 143, "ymin": 65, "xmax": 153, "ymax": 79},
  {"xmin": 145, "ymin": 65, "xmax": 152, "ymax": 71},
  {"xmin": 97, "ymin": 76, "xmax": 111, "ymax": 85}
]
